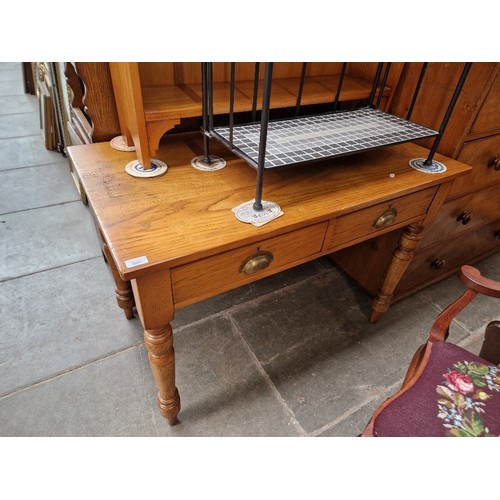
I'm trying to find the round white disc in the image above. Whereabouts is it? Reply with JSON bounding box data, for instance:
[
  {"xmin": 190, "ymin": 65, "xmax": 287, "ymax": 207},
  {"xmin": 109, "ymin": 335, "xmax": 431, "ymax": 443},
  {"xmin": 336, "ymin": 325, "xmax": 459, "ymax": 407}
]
[
  {"xmin": 191, "ymin": 155, "xmax": 227, "ymax": 171},
  {"xmin": 409, "ymin": 158, "xmax": 447, "ymax": 174},
  {"xmin": 125, "ymin": 159, "xmax": 168, "ymax": 178},
  {"xmin": 235, "ymin": 200, "xmax": 281, "ymax": 224},
  {"xmin": 110, "ymin": 136, "xmax": 136, "ymax": 152}
]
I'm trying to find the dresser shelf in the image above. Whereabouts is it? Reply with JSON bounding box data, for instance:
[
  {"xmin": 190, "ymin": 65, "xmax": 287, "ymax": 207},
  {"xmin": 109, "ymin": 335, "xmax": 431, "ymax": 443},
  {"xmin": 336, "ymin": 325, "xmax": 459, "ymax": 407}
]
[{"xmin": 141, "ymin": 73, "xmax": 392, "ymax": 122}]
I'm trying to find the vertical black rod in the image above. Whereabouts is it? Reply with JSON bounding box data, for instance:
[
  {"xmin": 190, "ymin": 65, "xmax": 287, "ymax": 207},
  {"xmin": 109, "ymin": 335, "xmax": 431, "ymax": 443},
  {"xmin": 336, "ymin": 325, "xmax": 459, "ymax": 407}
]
[
  {"xmin": 201, "ymin": 62, "xmax": 211, "ymax": 164},
  {"xmin": 251, "ymin": 62, "xmax": 260, "ymax": 122},
  {"xmin": 375, "ymin": 62, "xmax": 391, "ymax": 109},
  {"xmin": 333, "ymin": 62, "xmax": 347, "ymax": 111},
  {"xmin": 208, "ymin": 62, "xmax": 214, "ymax": 132},
  {"xmin": 406, "ymin": 62, "xmax": 428, "ymax": 120},
  {"xmin": 368, "ymin": 62, "xmax": 384, "ymax": 108},
  {"xmin": 229, "ymin": 62, "xmax": 235, "ymax": 148},
  {"xmin": 253, "ymin": 62, "xmax": 274, "ymax": 211},
  {"xmin": 424, "ymin": 62, "xmax": 472, "ymax": 165},
  {"xmin": 295, "ymin": 62, "xmax": 307, "ymax": 116}
]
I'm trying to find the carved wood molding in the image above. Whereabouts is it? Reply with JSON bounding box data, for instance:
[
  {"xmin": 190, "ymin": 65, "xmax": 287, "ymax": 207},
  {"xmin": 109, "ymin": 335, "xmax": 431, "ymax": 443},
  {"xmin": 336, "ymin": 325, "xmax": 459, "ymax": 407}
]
[{"xmin": 64, "ymin": 62, "xmax": 121, "ymax": 143}]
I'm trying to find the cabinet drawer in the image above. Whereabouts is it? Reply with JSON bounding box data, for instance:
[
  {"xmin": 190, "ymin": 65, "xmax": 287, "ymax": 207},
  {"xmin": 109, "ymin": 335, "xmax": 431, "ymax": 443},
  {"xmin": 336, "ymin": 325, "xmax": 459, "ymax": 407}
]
[
  {"xmin": 450, "ymin": 134, "xmax": 500, "ymax": 197},
  {"xmin": 324, "ymin": 187, "xmax": 437, "ymax": 251},
  {"xmin": 172, "ymin": 222, "xmax": 328, "ymax": 307},
  {"xmin": 419, "ymin": 184, "xmax": 500, "ymax": 248},
  {"xmin": 396, "ymin": 222, "xmax": 500, "ymax": 294},
  {"xmin": 469, "ymin": 71, "xmax": 500, "ymax": 135}
]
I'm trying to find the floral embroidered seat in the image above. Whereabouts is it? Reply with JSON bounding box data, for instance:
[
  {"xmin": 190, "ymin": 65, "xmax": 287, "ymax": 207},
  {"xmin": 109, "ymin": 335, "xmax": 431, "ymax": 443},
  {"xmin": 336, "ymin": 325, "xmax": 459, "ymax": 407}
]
[{"xmin": 362, "ymin": 265, "xmax": 500, "ymax": 437}]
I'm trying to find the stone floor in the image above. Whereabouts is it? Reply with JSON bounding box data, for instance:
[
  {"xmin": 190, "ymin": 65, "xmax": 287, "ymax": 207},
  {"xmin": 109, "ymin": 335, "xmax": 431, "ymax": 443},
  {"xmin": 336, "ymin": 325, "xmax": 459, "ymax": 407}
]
[{"xmin": 1, "ymin": 62, "xmax": 499, "ymax": 437}]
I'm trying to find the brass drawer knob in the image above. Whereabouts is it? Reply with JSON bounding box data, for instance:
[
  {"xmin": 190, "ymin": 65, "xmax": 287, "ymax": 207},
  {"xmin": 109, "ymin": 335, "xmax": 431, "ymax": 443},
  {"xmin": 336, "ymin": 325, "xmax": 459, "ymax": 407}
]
[
  {"xmin": 240, "ymin": 250, "xmax": 274, "ymax": 274},
  {"xmin": 487, "ymin": 156, "xmax": 500, "ymax": 171},
  {"xmin": 494, "ymin": 230, "xmax": 500, "ymax": 240},
  {"xmin": 456, "ymin": 211, "xmax": 472, "ymax": 225},
  {"xmin": 431, "ymin": 258, "xmax": 446, "ymax": 270},
  {"xmin": 373, "ymin": 208, "xmax": 397, "ymax": 228}
]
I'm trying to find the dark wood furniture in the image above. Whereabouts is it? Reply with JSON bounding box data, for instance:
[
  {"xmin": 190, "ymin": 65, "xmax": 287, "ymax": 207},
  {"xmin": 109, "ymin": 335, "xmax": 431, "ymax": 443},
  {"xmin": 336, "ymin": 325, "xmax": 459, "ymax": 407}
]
[
  {"xmin": 22, "ymin": 62, "xmax": 35, "ymax": 95},
  {"xmin": 67, "ymin": 131, "xmax": 470, "ymax": 424},
  {"xmin": 331, "ymin": 63, "xmax": 500, "ymax": 301},
  {"xmin": 362, "ymin": 265, "xmax": 500, "ymax": 437}
]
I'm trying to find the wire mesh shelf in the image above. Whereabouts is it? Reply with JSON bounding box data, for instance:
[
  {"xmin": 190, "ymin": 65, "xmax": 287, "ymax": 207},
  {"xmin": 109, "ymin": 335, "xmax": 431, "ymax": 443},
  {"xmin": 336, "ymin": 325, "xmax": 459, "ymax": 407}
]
[{"xmin": 213, "ymin": 107, "xmax": 439, "ymax": 170}]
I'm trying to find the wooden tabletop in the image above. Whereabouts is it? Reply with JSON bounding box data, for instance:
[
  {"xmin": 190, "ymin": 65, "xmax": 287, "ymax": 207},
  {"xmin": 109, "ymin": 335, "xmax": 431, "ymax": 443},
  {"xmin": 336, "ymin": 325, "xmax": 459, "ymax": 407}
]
[{"xmin": 67, "ymin": 132, "xmax": 472, "ymax": 280}]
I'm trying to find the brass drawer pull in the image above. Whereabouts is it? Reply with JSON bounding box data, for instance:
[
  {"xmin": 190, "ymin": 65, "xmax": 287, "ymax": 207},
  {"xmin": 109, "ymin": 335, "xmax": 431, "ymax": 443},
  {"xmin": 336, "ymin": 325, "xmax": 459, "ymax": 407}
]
[
  {"xmin": 456, "ymin": 211, "xmax": 472, "ymax": 225},
  {"xmin": 487, "ymin": 156, "xmax": 500, "ymax": 171},
  {"xmin": 239, "ymin": 251, "xmax": 274, "ymax": 274},
  {"xmin": 431, "ymin": 258, "xmax": 446, "ymax": 270},
  {"xmin": 373, "ymin": 208, "xmax": 397, "ymax": 228}
]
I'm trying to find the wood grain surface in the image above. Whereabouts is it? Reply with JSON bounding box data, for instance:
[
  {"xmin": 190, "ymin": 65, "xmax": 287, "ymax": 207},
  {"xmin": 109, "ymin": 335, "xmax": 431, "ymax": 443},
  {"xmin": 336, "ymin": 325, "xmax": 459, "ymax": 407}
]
[{"xmin": 68, "ymin": 132, "xmax": 471, "ymax": 282}]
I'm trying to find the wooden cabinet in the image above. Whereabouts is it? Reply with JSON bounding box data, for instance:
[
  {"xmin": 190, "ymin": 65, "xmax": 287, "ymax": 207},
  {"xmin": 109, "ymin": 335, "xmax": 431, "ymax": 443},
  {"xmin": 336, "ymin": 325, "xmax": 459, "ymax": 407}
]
[
  {"xmin": 108, "ymin": 62, "xmax": 403, "ymax": 170},
  {"xmin": 331, "ymin": 63, "xmax": 500, "ymax": 301}
]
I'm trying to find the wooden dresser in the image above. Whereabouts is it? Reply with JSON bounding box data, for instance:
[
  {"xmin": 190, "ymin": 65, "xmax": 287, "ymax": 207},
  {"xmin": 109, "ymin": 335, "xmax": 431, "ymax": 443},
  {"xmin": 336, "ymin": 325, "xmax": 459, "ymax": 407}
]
[{"xmin": 331, "ymin": 62, "xmax": 500, "ymax": 300}]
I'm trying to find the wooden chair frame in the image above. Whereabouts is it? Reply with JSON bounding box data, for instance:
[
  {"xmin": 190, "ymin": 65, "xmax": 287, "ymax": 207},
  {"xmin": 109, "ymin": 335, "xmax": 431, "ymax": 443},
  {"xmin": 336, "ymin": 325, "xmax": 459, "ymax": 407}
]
[{"xmin": 362, "ymin": 265, "xmax": 500, "ymax": 436}]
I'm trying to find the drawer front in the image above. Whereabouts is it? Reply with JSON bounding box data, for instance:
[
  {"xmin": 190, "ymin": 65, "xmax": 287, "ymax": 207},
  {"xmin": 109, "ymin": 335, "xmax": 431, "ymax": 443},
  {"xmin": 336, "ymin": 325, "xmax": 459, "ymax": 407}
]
[
  {"xmin": 324, "ymin": 187, "xmax": 437, "ymax": 251},
  {"xmin": 397, "ymin": 222, "xmax": 500, "ymax": 293},
  {"xmin": 420, "ymin": 184, "xmax": 500, "ymax": 248},
  {"xmin": 172, "ymin": 222, "xmax": 328, "ymax": 306},
  {"xmin": 450, "ymin": 134, "xmax": 500, "ymax": 197},
  {"xmin": 470, "ymin": 71, "xmax": 500, "ymax": 135}
]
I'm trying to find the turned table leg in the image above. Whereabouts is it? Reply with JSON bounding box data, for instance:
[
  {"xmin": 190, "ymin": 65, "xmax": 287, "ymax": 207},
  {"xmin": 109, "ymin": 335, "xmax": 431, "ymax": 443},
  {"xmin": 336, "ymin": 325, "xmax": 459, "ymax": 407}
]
[
  {"xmin": 132, "ymin": 270, "xmax": 180, "ymax": 425},
  {"xmin": 102, "ymin": 242, "xmax": 135, "ymax": 320},
  {"xmin": 370, "ymin": 223, "xmax": 424, "ymax": 323}
]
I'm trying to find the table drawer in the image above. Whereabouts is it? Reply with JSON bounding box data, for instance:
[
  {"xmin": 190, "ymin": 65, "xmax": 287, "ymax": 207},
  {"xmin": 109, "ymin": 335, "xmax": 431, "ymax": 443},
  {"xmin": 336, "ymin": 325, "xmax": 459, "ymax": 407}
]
[
  {"xmin": 172, "ymin": 222, "xmax": 328, "ymax": 307},
  {"xmin": 450, "ymin": 134, "xmax": 500, "ymax": 197},
  {"xmin": 419, "ymin": 184, "xmax": 500, "ymax": 248},
  {"xmin": 324, "ymin": 186, "xmax": 437, "ymax": 251}
]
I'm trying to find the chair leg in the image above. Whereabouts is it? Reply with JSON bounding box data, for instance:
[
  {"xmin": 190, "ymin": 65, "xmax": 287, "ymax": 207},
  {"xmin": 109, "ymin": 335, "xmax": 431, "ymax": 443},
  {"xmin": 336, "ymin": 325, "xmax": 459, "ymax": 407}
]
[{"xmin": 478, "ymin": 321, "xmax": 500, "ymax": 365}]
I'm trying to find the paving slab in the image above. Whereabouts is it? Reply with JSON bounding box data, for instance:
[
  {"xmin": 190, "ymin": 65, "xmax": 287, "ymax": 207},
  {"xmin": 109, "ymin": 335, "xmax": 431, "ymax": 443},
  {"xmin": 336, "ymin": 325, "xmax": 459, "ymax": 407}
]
[
  {"xmin": 0, "ymin": 135, "xmax": 64, "ymax": 169},
  {"xmin": 0, "ymin": 347, "xmax": 158, "ymax": 436},
  {"xmin": 0, "ymin": 161, "xmax": 79, "ymax": 214},
  {"xmin": 229, "ymin": 270, "xmax": 470, "ymax": 434},
  {"xmin": 141, "ymin": 316, "xmax": 301, "ymax": 436},
  {"xmin": 316, "ymin": 390, "xmax": 393, "ymax": 437},
  {"xmin": 0, "ymin": 201, "xmax": 101, "ymax": 281},
  {"xmin": 0, "ymin": 257, "xmax": 144, "ymax": 396},
  {"xmin": 0, "ymin": 63, "xmax": 21, "ymax": 70},
  {"xmin": 0, "ymin": 94, "xmax": 38, "ymax": 115},
  {"xmin": 0, "ymin": 112, "xmax": 40, "ymax": 138},
  {"xmin": 0, "ymin": 80, "xmax": 24, "ymax": 96},
  {"xmin": 0, "ymin": 68, "xmax": 22, "ymax": 82}
]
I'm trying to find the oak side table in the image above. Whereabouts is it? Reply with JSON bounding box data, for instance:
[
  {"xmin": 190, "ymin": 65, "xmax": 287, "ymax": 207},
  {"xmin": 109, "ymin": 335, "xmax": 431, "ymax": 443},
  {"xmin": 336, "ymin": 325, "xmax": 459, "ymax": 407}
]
[{"xmin": 67, "ymin": 132, "xmax": 471, "ymax": 424}]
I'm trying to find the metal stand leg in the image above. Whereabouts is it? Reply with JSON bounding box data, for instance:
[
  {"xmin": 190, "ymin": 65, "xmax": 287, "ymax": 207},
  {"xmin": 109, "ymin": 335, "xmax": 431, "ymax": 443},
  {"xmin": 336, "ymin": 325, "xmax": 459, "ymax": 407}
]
[
  {"xmin": 191, "ymin": 62, "xmax": 226, "ymax": 172},
  {"xmin": 234, "ymin": 63, "xmax": 281, "ymax": 225},
  {"xmin": 423, "ymin": 63, "xmax": 472, "ymax": 166},
  {"xmin": 409, "ymin": 63, "xmax": 472, "ymax": 174}
]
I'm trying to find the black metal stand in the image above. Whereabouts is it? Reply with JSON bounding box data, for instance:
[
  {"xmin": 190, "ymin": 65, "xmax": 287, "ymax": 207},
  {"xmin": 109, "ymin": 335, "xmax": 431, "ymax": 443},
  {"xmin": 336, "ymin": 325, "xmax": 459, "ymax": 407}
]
[
  {"xmin": 423, "ymin": 62, "xmax": 472, "ymax": 166},
  {"xmin": 198, "ymin": 61, "xmax": 472, "ymax": 222},
  {"xmin": 191, "ymin": 62, "xmax": 226, "ymax": 172},
  {"xmin": 253, "ymin": 63, "xmax": 274, "ymax": 211},
  {"xmin": 234, "ymin": 63, "xmax": 281, "ymax": 224}
]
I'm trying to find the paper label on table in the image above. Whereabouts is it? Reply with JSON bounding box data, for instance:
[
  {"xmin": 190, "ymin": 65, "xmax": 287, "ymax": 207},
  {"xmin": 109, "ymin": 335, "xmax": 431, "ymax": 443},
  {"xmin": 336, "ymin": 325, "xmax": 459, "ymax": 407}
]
[
  {"xmin": 125, "ymin": 256, "xmax": 149, "ymax": 268},
  {"xmin": 232, "ymin": 200, "xmax": 283, "ymax": 227}
]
